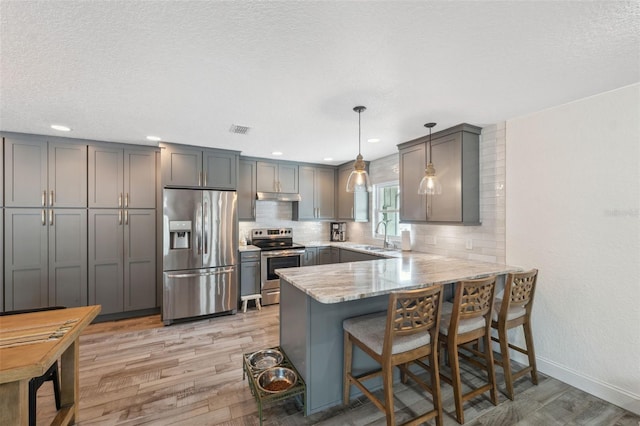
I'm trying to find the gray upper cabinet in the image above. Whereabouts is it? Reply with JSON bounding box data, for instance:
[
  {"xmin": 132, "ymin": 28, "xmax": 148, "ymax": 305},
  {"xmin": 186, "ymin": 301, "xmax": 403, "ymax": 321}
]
[
  {"xmin": 4, "ymin": 208, "xmax": 87, "ymax": 310},
  {"xmin": 398, "ymin": 124, "xmax": 480, "ymax": 224},
  {"xmin": 4, "ymin": 136, "xmax": 87, "ymax": 208},
  {"xmin": 161, "ymin": 143, "xmax": 238, "ymax": 190},
  {"xmin": 204, "ymin": 150, "xmax": 237, "ymax": 190},
  {"xmin": 89, "ymin": 146, "xmax": 157, "ymax": 208},
  {"xmin": 337, "ymin": 163, "xmax": 369, "ymax": 222},
  {"xmin": 295, "ymin": 166, "xmax": 335, "ymax": 220},
  {"xmin": 238, "ymin": 160, "xmax": 257, "ymax": 221},
  {"xmin": 256, "ymin": 161, "xmax": 298, "ymax": 193}
]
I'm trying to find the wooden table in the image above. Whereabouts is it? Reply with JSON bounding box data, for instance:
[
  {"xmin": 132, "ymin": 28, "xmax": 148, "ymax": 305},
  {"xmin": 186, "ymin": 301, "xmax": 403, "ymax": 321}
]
[{"xmin": 0, "ymin": 305, "xmax": 101, "ymax": 426}]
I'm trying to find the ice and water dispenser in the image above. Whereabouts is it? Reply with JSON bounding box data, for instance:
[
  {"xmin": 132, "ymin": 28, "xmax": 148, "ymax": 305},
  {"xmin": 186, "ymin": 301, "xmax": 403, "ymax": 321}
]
[{"xmin": 169, "ymin": 221, "xmax": 192, "ymax": 249}]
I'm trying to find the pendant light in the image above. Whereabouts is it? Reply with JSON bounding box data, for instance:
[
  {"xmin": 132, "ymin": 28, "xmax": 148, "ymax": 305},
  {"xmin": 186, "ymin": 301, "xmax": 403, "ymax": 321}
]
[
  {"xmin": 418, "ymin": 122, "xmax": 442, "ymax": 195},
  {"xmin": 346, "ymin": 106, "xmax": 372, "ymax": 192}
]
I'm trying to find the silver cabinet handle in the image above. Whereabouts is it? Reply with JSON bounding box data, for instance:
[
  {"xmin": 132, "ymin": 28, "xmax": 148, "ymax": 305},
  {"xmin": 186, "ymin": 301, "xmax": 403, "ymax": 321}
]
[
  {"xmin": 118, "ymin": 210, "xmax": 122, "ymax": 225},
  {"xmin": 204, "ymin": 172, "xmax": 207, "ymax": 187},
  {"xmin": 49, "ymin": 209, "xmax": 53, "ymax": 226},
  {"xmin": 42, "ymin": 209, "xmax": 46, "ymax": 225},
  {"xmin": 42, "ymin": 191, "xmax": 46, "ymax": 207},
  {"xmin": 118, "ymin": 193, "xmax": 122, "ymax": 208},
  {"xmin": 125, "ymin": 193, "xmax": 129, "ymax": 208},
  {"xmin": 198, "ymin": 171, "xmax": 202, "ymax": 186},
  {"xmin": 124, "ymin": 210, "xmax": 129, "ymax": 225},
  {"xmin": 49, "ymin": 190, "xmax": 54, "ymax": 206}
]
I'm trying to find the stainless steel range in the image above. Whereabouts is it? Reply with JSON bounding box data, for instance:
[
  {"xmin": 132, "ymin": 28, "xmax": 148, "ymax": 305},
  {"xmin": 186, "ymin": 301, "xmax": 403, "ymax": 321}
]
[{"xmin": 251, "ymin": 228, "xmax": 305, "ymax": 305}]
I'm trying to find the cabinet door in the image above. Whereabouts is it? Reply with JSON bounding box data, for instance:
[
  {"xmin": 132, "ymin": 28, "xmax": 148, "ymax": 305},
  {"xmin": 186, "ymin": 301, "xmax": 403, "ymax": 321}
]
[
  {"xmin": 88, "ymin": 145, "xmax": 124, "ymax": 208},
  {"xmin": 399, "ymin": 144, "xmax": 427, "ymax": 222},
  {"xmin": 337, "ymin": 166, "xmax": 353, "ymax": 220},
  {"xmin": 0, "ymin": 209, "xmax": 3, "ymax": 312},
  {"xmin": 204, "ymin": 150, "xmax": 237, "ymax": 190},
  {"xmin": 4, "ymin": 208, "xmax": 48, "ymax": 310},
  {"xmin": 125, "ymin": 149, "xmax": 157, "ymax": 208},
  {"xmin": 429, "ymin": 134, "xmax": 463, "ymax": 222},
  {"xmin": 278, "ymin": 164, "xmax": 298, "ymax": 193},
  {"xmin": 256, "ymin": 161, "xmax": 278, "ymax": 192},
  {"xmin": 88, "ymin": 209, "xmax": 124, "ymax": 315},
  {"xmin": 316, "ymin": 167, "xmax": 335, "ymax": 219},
  {"xmin": 0, "ymin": 139, "xmax": 4, "ymax": 207},
  {"xmin": 48, "ymin": 142, "xmax": 87, "ymax": 207},
  {"xmin": 297, "ymin": 166, "xmax": 316, "ymax": 219},
  {"xmin": 4, "ymin": 137, "xmax": 48, "ymax": 207},
  {"xmin": 124, "ymin": 209, "xmax": 156, "ymax": 311},
  {"xmin": 162, "ymin": 145, "xmax": 203, "ymax": 187},
  {"xmin": 49, "ymin": 209, "xmax": 87, "ymax": 307},
  {"xmin": 240, "ymin": 261, "xmax": 260, "ymax": 296},
  {"xmin": 302, "ymin": 247, "xmax": 317, "ymax": 266},
  {"xmin": 238, "ymin": 160, "xmax": 256, "ymax": 221},
  {"xmin": 317, "ymin": 247, "xmax": 334, "ymax": 265}
]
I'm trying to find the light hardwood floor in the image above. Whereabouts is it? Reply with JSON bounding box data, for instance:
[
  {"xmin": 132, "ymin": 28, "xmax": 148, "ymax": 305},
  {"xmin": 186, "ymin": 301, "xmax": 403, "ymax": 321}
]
[{"xmin": 34, "ymin": 305, "xmax": 638, "ymax": 425}]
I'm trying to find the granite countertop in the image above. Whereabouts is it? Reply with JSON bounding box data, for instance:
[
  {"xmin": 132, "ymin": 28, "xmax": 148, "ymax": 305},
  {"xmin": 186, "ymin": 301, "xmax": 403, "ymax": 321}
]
[
  {"xmin": 238, "ymin": 244, "xmax": 260, "ymax": 252},
  {"xmin": 276, "ymin": 253, "xmax": 522, "ymax": 304},
  {"xmin": 299, "ymin": 241, "xmax": 403, "ymax": 258}
]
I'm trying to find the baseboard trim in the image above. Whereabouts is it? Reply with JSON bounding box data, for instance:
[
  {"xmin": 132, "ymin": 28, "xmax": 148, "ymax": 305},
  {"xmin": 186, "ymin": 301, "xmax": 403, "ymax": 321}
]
[{"xmin": 536, "ymin": 356, "xmax": 640, "ymax": 415}]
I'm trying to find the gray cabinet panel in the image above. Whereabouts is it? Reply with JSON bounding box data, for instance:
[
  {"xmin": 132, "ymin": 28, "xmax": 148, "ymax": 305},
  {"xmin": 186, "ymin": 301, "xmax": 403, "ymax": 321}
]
[
  {"xmin": 0, "ymin": 209, "xmax": 3, "ymax": 311},
  {"xmin": 240, "ymin": 261, "xmax": 260, "ymax": 296},
  {"xmin": 88, "ymin": 145, "xmax": 124, "ymax": 208},
  {"xmin": 316, "ymin": 167, "xmax": 335, "ymax": 219},
  {"xmin": 278, "ymin": 164, "xmax": 298, "ymax": 193},
  {"xmin": 296, "ymin": 166, "xmax": 335, "ymax": 220},
  {"xmin": 48, "ymin": 142, "xmax": 87, "ymax": 207},
  {"xmin": 339, "ymin": 248, "xmax": 379, "ymax": 263},
  {"xmin": 238, "ymin": 160, "xmax": 256, "ymax": 221},
  {"xmin": 1, "ymin": 140, "xmax": 4, "ymax": 206},
  {"xmin": 429, "ymin": 134, "xmax": 463, "ymax": 222},
  {"xmin": 256, "ymin": 161, "xmax": 298, "ymax": 193},
  {"xmin": 4, "ymin": 208, "xmax": 48, "ymax": 310},
  {"xmin": 162, "ymin": 145, "xmax": 203, "ymax": 187},
  {"xmin": 317, "ymin": 247, "xmax": 333, "ymax": 265},
  {"xmin": 303, "ymin": 247, "xmax": 317, "ymax": 266},
  {"xmin": 399, "ymin": 143, "xmax": 427, "ymax": 222},
  {"xmin": 49, "ymin": 209, "xmax": 87, "ymax": 307},
  {"xmin": 297, "ymin": 167, "xmax": 317, "ymax": 219},
  {"xmin": 4, "ymin": 137, "xmax": 48, "ymax": 207},
  {"xmin": 89, "ymin": 209, "xmax": 124, "ymax": 315},
  {"xmin": 125, "ymin": 149, "xmax": 157, "ymax": 208},
  {"xmin": 124, "ymin": 209, "xmax": 156, "ymax": 311},
  {"xmin": 204, "ymin": 151, "xmax": 237, "ymax": 190}
]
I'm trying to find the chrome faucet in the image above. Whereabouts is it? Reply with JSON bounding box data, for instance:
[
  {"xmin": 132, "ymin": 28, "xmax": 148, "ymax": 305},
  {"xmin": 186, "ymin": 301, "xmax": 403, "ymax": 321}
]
[{"xmin": 376, "ymin": 220, "xmax": 391, "ymax": 249}]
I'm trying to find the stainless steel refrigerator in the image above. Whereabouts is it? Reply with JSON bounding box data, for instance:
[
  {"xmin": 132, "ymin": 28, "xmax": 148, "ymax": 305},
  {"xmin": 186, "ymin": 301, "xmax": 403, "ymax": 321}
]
[{"xmin": 162, "ymin": 189, "xmax": 238, "ymax": 325}]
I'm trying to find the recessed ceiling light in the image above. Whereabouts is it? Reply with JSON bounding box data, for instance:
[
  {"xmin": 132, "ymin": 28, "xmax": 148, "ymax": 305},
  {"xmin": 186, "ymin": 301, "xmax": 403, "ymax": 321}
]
[
  {"xmin": 146, "ymin": 135, "xmax": 162, "ymax": 142},
  {"xmin": 51, "ymin": 124, "xmax": 71, "ymax": 132},
  {"xmin": 324, "ymin": 157, "xmax": 333, "ymax": 161},
  {"xmin": 367, "ymin": 138, "xmax": 380, "ymax": 143},
  {"xmin": 272, "ymin": 151, "xmax": 283, "ymax": 156}
]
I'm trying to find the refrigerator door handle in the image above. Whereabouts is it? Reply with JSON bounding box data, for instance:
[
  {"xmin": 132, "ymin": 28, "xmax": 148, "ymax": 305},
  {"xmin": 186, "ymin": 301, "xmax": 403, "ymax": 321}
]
[
  {"xmin": 165, "ymin": 267, "xmax": 235, "ymax": 279},
  {"xmin": 203, "ymin": 200, "xmax": 209, "ymax": 255},
  {"xmin": 195, "ymin": 203, "xmax": 202, "ymax": 255}
]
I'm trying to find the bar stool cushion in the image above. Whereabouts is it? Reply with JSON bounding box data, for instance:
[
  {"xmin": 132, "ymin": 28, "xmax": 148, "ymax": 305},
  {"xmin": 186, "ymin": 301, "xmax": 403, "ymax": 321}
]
[
  {"xmin": 343, "ymin": 311, "xmax": 432, "ymax": 356},
  {"xmin": 492, "ymin": 298, "xmax": 526, "ymax": 322},
  {"xmin": 439, "ymin": 301, "xmax": 486, "ymax": 336}
]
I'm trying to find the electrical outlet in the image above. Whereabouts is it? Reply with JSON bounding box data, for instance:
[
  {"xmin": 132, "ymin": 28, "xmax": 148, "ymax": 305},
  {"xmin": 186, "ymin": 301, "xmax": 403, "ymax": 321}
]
[{"xmin": 465, "ymin": 239, "xmax": 473, "ymax": 250}]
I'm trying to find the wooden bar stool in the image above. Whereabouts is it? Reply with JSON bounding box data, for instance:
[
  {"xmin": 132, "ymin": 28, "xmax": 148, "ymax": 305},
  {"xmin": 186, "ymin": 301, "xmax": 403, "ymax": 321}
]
[
  {"xmin": 439, "ymin": 276, "xmax": 498, "ymax": 424},
  {"xmin": 343, "ymin": 285, "xmax": 444, "ymax": 426},
  {"xmin": 491, "ymin": 269, "xmax": 539, "ymax": 400}
]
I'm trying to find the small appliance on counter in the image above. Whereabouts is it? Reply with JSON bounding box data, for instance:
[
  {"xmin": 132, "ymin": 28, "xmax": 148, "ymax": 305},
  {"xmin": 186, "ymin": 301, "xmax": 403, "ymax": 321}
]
[{"xmin": 330, "ymin": 222, "xmax": 347, "ymax": 242}]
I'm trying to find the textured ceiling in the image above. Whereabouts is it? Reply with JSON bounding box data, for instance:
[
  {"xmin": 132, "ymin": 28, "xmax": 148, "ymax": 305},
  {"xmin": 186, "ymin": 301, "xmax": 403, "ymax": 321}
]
[{"xmin": 1, "ymin": 1, "xmax": 638, "ymax": 165}]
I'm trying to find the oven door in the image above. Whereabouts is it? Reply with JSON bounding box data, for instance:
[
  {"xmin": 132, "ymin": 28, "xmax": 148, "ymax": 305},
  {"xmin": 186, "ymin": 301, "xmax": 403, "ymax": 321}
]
[{"xmin": 260, "ymin": 250, "xmax": 303, "ymax": 305}]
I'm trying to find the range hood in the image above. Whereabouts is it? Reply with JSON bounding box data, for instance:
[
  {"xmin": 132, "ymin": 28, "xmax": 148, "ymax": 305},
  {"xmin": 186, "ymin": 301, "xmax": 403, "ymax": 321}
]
[{"xmin": 256, "ymin": 192, "xmax": 302, "ymax": 202}]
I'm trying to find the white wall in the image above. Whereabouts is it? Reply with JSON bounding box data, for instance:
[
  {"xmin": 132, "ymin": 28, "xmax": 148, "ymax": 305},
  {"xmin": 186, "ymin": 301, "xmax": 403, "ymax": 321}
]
[{"xmin": 506, "ymin": 83, "xmax": 640, "ymax": 414}]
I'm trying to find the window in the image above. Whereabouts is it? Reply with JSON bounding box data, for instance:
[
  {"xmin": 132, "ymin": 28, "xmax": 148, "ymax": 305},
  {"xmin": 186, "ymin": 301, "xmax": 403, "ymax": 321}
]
[{"xmin": 374, "ymin": 182, "xmax": 400, "ymax": 239}]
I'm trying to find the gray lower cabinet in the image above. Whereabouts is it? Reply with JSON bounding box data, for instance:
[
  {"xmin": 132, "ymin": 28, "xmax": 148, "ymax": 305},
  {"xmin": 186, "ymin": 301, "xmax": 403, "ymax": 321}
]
[
  {"xmin": 295, "ymin": 166, "xmax": 335, "ymax": 220},
  {"xmin": 89, "ymin": 209, "xmax": 156, "ymax": 314},
  {"xmin": 337, "ymin": 163, "xmax": 369, "ymax": 222},
  {"xmin": 302, "ymin": 247, "xmax": 317, "ymax": 266},
  {"xmin": 4, "ymin": 208, "xmax": 87, "ymax": 310},
  {"xmin": 238, "ymin": 160, "xmax": 257, "ymax": 221},
  {"xmin": 317, "ymin": 247, "xmax": 339, "ymax": 265},
  {"xmin": 161, "ymin": 143, "xmax": 238, "ymax": 189},
  {"xmin": 339, "ymin": 248, "xmax": 380, "ymax": 263},
  {"xmin": 398, "ymin": 123, "xmax": 481, "ymax": 224},
  {"xmin": 256, "ymin": 161, "xmax": 298, "ymax": 193},
  {"xmin": 239, "ymin": 251, "xmax": 260, "ymax": 297},
  {"xmin": 89, "ymin": 145, "xmax": 157, "ymax": 208},
  {"xmin": 4, "ymin": 135, "xmax": 87, "ymax": 208}
]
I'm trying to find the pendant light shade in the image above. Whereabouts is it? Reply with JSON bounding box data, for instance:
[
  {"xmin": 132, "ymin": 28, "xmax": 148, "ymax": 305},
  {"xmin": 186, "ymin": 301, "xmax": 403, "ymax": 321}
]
[
  {"xmin": 346, "ymin": 106, "xmax": 372, "ymax": 192},
  {"xmin": 418, "ymin": 122, "xmax": 442, "ymax": 195}
]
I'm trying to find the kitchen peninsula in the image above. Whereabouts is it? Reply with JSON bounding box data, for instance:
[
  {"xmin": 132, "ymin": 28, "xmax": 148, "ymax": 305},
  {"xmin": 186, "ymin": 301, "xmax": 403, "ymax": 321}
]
[{"xmin": 276, "ymin": 253, "xmax": 522, "ymax": 415}]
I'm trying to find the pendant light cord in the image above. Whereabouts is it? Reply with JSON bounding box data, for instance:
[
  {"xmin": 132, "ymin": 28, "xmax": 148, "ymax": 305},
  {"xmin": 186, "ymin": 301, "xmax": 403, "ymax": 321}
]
[{"xmin": 358, "ymin": 110, "xmax": 362, "ymax": 155}]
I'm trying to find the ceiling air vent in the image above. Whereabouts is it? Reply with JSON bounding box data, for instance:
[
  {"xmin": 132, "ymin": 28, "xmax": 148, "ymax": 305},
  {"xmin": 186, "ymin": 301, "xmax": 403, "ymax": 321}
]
[{"xmin": 229, "ymin": 124, "xmax": 251, "ymax": 135}]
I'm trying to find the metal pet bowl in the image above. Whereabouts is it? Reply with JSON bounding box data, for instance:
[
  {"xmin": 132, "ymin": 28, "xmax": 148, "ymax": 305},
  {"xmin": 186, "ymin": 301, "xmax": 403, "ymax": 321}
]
[
  {"xmin": 248, "ymin": 349, "xmax": 284, "ymax": 371},
  {"xmin": 257, "ymin": 367, "xmax": 297, "ymax": 394}
]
